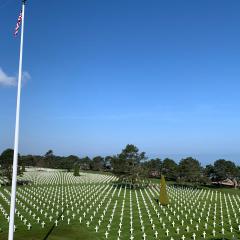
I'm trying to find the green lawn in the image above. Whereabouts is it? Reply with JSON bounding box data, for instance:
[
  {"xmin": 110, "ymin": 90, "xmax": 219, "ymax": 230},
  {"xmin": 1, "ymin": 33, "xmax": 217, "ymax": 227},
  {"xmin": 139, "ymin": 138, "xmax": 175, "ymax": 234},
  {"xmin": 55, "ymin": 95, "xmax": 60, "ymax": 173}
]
[
  {"xmin": 0, "ymin": 224, "xmax": 92, "ymax": 240},
  {"xmin": 0, "ymin": 170, "xmax": 240, "ymax": 240}
]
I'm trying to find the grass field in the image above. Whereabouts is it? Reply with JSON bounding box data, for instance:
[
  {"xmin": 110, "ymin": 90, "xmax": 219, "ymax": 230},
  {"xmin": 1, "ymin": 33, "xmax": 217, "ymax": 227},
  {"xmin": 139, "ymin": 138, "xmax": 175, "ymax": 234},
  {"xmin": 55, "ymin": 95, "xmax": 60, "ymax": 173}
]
[{"xmin": 0, "ymin": 169, "xmax": 240, "ymax": 240}]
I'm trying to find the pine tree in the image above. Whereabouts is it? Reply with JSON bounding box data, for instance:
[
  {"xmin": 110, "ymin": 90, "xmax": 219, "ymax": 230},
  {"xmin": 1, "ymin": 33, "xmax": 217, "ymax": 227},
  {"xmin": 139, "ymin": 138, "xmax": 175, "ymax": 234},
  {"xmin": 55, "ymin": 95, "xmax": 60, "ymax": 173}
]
[
  {"xmin": 74, "ymin": 164, "xmax": 80, "ymax": 176},
  {"xmin": 159, "ymin": 175, "xmax": 169, "ymax": 205}
]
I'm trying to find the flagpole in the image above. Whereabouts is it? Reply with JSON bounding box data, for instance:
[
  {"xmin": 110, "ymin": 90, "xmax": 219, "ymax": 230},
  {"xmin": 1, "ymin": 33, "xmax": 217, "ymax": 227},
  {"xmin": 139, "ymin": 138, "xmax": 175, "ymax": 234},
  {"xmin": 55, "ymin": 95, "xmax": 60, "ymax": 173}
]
[{"xmin": 8, "ymin": 1, "xmax": 26, "ymax": 239}]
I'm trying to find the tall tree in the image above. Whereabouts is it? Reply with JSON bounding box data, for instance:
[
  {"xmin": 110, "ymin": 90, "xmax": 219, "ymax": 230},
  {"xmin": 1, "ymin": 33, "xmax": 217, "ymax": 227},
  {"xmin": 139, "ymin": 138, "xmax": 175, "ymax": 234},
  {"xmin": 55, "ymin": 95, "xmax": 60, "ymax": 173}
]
[
  {"xmin": 0, "ymin": 149, "xmax": 20, "ymax": 181},
  {"xmin": 213, "ymin": 159, "xmax": 240, "ymax": 188},
  {"xmin": 92, "ymin": 156, "xmax": 104, "ymax": 171},
  {"xmin": 79, "ymin": 156, "xmax": 91, "ymax": 170},
  {"xmin": 161, "ymin": 158, "xmax": 178, "ymax": 181},
  {"xmin": 144, "ymin": 158, "xmax": 162, "ymax": 178},
  {"xmin": 43, "ymin": 150, "xmax": 55, "ymax": 168},
  {"xmin": 64, "ymin": 155, "xmax": 79, "ymax": 172},
  {"xmin": 112, "ymin": 144, "xmax": 146, "ymax": 186},
  {"xmin": 178, "ymin": 157, "xmax": 202, "ymax": 182},
  {"xmin": 204, "ymin": 164, "xmax": 215, "ymax": 179}
]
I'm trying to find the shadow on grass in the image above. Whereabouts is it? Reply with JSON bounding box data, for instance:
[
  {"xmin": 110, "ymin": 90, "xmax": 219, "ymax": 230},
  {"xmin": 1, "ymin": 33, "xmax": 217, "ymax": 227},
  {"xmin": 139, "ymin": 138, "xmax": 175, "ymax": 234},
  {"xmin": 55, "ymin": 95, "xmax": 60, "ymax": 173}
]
[{"xmin": 42, "ymin": 207, "xmax": 66, "ymax": 240}]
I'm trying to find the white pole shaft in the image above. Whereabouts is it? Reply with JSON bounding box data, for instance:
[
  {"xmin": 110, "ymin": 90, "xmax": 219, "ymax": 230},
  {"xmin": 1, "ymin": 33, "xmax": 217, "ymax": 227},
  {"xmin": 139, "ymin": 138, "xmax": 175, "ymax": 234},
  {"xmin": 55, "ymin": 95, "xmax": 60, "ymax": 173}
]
[{"xmin": 8, "ymin": 2, "xmax": 25, "ymax": 240}]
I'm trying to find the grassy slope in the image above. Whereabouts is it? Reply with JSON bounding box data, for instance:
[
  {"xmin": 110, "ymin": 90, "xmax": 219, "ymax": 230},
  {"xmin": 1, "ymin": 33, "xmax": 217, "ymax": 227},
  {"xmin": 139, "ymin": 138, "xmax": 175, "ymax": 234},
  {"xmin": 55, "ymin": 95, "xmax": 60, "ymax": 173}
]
[{"xmin": 1, "ymin": 171, "xmax": 240, "ymax": 240}]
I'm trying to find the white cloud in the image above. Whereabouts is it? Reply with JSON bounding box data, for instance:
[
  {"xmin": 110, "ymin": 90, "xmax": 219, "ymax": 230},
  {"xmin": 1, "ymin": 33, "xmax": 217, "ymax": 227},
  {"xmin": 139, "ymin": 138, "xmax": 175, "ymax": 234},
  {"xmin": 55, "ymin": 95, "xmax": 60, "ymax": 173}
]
[
  {"xmin": 0, "ymin": 68, "xmax": 16, "ymax": 86},
  {"xmin": 0, "ymin": 68, "xmax": 31, "ymax": 87}
]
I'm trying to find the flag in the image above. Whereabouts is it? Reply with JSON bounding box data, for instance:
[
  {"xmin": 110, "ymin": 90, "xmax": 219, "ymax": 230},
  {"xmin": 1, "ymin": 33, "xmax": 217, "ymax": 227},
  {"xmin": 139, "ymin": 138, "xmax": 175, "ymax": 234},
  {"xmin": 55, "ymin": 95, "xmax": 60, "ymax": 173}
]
[{"xmin": 14, "ymin": 11, "xmax": 22, "ymax": 36}]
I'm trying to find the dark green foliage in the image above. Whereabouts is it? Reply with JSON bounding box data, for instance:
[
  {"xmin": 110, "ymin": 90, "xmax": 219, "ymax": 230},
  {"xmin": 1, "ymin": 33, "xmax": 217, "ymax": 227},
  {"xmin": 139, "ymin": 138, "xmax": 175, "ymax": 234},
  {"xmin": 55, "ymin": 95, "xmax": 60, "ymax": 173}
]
[
  {"xmin": 0, "ymin": 146, "xmax": 240, "ymax": 189},
  {"xmin": 162, "ymin": 158, "xmax": 178, "ymax": 181},
  {"xmin": 178, "ymin": 157, "xmax": 202, "ymax": 182},
  {"xmin": 0, "ymin": 149, "xmax": 16, "ymax": 181},
  {"xmin": 91, "ymin": 156, "xmax": 104, "ymax": 171},
  {"xmin": 79, "ymin": 156, "xmax": 91, "ymax": 170},
  {"xmin": 213, "ymin": 159, "xmax": 239, "ymax": 181},
  {"xmin": 21, "ymin": 163, "xmax": 26, "ymax": 173},
  {"xmin": 64, "ymin": 155, "xmax": 79, "ymax": 172},
  {"xmin": 142, "ymin": 158, "xmax": 162, "ymax": 178},
  {"xmin": 204, "ymin": 164, "xmax": 215, "ymax": 179},
  {"xmin": 111, "ymin": 144, "xmax": 146, "ymax": 186},
  {"xmin": 21, "ymin": 155, "xmax": 39, "ymax": 166},
  {"xmin": 73, "ymin": 164, "xmax": 80, "ymax": 176}
]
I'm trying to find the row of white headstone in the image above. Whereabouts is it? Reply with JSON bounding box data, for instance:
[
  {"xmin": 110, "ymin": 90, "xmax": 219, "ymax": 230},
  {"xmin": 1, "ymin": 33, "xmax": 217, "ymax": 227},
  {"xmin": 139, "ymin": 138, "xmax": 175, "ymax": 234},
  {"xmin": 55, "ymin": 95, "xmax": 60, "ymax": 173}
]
[{"xmin": 0, "ymin": 170, "xmax": 240, "ymax": 239}]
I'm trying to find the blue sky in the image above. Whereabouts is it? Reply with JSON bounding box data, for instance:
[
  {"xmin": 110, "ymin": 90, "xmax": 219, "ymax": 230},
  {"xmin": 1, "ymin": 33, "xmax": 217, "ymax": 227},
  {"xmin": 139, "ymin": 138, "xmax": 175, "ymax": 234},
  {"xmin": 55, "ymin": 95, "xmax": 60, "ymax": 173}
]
[{"xmin": 1, "ymin": 0, "xmax": 240, "ymax": 164}]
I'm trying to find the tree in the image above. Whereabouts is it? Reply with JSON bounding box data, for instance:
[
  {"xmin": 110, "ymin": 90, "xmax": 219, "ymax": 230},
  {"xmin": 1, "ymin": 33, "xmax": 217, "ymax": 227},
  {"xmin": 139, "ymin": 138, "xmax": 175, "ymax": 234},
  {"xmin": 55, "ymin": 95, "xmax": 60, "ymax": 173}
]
[
  {"xmin": 213, "ymin": 159, "xmax": 240, "ymax": 188},
  {"xmin": 112, "ymin": 144, "xmax": 146, "ymax": 186},
  {"xmin": 73, "ymin": 164, "xmax": 80, "ymax": 176},
  {"xmin": 63, "ymin": 155, "xmax": 78, "ymax": 172},
  {"xmin": 45, "ymin": 150, "xmax": 53, "ymax": 157},
  {"xmin": 104, "ymin": 156, "xmax": 113, "ymax": 170},
  {"xmin": 161, "ymin": 158, "xmax": 178, "ymax": 181},
  {"xmin": 92, "ymin": 156, "xmax": 104, "ymax": 171},
  {"xmin": 159, "ymin": 175, "xmax": 169, "ymax": 205},
  {"xmin": 178, "ymin": 157, "xmax": 202, "ymax": 183},
  {"xmin": 21, "ymin": 155, "xmax": 38, "ymax": 166},
  {"xmin": 0, "ymin": 149, "xmax": 20, "ymax": 181},
  {"xmin": 79, "ymin": 157, "xmax": 91, "ymax": 170},
  {"xmin": 42, "ymin": 150, "xmax": 55, "ymax": 168},
  {"xmin": 143, "ymin": 158, "xmax": 162, "ymax": 178},
  {"xmin": 204, "ymin": 164, "xmax": 215, "ymax": 179}
]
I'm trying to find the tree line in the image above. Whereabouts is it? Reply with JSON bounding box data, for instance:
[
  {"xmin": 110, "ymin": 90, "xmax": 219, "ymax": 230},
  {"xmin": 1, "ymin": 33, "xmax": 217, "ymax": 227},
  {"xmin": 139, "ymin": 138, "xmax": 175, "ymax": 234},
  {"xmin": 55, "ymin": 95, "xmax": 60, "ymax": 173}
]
[{"xmin": 0, "ymin": 145, "xmax": 240, "ymax": 188}]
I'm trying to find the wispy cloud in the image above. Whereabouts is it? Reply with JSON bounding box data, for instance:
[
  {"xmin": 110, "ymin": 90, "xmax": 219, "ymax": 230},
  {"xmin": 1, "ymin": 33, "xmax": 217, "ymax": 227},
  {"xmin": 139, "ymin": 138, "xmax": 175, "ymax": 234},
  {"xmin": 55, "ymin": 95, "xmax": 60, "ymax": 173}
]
[
  {"xmin": 0, "ymin": 67, "xmax": 31, "ymax": 87},
  {"xmin": 0, "ymin": 68, "xmax": 16, "ymax": 86}
]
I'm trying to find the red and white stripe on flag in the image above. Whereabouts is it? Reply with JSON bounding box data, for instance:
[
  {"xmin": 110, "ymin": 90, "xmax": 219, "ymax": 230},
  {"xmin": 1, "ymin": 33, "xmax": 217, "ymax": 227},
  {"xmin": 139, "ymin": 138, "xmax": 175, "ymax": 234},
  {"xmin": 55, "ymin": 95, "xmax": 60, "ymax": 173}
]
[{"xmin": 14, "ymin": 11, "xmax": 22, "ymax": 36}]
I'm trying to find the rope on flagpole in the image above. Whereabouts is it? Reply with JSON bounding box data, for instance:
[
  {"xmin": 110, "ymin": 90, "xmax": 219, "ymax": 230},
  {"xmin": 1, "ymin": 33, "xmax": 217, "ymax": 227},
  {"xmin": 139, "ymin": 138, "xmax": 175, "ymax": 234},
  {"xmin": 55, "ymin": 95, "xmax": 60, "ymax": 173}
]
[{"xmin": 8, "ymin": 1, "xmax": 26, "ymax": 239}]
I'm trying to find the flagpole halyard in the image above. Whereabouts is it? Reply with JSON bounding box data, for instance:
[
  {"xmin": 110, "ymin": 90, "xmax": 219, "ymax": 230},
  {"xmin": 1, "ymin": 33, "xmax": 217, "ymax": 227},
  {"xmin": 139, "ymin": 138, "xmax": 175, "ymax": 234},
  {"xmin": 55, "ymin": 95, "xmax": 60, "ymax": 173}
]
[{"xmin": 8, "ymin": 1, "xmax": 26, "ymax": 239}]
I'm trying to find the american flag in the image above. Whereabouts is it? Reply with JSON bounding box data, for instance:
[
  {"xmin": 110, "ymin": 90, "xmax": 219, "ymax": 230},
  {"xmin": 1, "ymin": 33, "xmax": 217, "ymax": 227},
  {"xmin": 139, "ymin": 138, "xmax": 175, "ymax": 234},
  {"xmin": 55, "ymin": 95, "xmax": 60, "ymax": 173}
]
[{"xmin": 14, "ymin": 11, "xmax": 22, "ymax": 36}]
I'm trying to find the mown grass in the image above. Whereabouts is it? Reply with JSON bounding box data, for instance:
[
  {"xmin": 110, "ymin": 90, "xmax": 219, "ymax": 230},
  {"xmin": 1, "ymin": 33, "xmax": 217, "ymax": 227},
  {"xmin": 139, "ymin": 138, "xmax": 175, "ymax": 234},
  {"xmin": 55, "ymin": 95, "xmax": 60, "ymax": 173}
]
[{"xmin": 0, "ymin": 171, "xmax": 240, "ymax": 240}]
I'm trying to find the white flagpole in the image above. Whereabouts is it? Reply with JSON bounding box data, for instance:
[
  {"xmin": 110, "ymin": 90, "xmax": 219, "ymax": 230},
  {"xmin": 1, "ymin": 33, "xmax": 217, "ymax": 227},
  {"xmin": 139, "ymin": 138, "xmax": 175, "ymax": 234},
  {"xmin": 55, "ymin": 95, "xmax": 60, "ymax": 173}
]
[{"xmin": 8, "ymin": 1, "xmax": 26, "ymax": 239}]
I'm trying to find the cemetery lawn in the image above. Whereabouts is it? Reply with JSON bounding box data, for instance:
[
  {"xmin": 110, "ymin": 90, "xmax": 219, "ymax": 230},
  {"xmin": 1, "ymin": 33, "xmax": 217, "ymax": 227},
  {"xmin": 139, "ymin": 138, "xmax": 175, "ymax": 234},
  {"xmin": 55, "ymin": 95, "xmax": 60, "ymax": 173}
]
[
  {"xmin": 1, "ymin": 170, "xmax": 240, "ymax": 240},
  {"xmin": 0, "ymin": 224, "xmax": 92, "ymax": 240}
]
